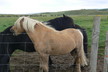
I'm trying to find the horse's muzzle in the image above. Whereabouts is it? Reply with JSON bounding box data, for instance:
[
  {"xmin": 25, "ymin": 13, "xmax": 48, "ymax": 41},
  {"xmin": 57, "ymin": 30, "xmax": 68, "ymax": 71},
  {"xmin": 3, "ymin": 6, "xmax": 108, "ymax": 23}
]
[{"xmin": 10, "ymin": 28, "xmax": 17, "ymax": 36}]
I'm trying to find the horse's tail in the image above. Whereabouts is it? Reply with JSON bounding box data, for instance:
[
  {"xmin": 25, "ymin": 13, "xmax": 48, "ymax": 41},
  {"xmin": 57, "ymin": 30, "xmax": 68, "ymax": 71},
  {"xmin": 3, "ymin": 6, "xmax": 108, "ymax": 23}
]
[
  {"xmin": 80, "ymin": 41, "xmax": 88, "ymax": 66},
  {"xmin": 78, "ymin": 30, "xmax": 88, "ymax": 66}
]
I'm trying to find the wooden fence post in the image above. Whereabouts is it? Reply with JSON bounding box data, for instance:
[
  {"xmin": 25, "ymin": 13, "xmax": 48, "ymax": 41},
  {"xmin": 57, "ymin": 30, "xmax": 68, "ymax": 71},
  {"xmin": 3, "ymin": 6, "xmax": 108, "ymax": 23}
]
[
  {"xmin": 90, "ymin": 16, "xmax": 101, "ymax": 72},
  {"xmin": 103, "ymin": 31, "xmax": 108, "ymax": 72}
]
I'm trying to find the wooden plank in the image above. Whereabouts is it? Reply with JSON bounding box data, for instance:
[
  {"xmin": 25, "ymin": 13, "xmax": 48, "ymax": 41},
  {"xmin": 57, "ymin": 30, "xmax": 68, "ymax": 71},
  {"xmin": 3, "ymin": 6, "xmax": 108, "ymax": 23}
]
[
  {"xmin": 103, "ymin": 31, "xmax": 108, "ymax": 72},
  {"xmin": 90, "ymin": 16, "xmax": 101, "ymax": 72}
]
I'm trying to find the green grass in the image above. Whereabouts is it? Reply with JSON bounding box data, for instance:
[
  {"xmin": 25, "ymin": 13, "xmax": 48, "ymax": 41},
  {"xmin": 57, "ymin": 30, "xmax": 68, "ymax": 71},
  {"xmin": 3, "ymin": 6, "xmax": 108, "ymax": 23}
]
[
  {"xmin": 0, "ymin": 17, "xmax": 18, "ymax": 31},
  {"xmin": 0, "ymin": 15, "xmax": 108, "ymax": 49}
]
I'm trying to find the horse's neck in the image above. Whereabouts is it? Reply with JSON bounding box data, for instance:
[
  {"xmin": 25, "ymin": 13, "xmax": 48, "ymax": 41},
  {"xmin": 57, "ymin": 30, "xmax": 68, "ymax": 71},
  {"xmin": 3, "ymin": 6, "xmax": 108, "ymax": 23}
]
[
  {"xmin": 27, "ymin": 25, "xmax": 54, "ymax": 43},
  {"xmin": 26, "ymin": 24, "xmax": 51, "ymax": 44}
]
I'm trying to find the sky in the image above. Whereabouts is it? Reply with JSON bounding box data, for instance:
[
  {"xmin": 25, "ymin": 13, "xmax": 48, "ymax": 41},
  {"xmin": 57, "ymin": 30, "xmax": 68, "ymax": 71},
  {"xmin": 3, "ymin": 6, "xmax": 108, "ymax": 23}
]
[{"xmin": 0, "ymin": 0, "xmax": 108, "ymax": 14}]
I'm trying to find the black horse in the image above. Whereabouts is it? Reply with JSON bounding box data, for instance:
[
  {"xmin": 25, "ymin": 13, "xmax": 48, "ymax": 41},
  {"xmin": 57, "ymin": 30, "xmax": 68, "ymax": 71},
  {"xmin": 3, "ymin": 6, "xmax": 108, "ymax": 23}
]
[
  {"xmin": 46, "ymin": 15, "xmax": 88, "ymax": 54},
  {"xmin": 0, "ymin": 15, "xmax": 88, "ymax": 72}
]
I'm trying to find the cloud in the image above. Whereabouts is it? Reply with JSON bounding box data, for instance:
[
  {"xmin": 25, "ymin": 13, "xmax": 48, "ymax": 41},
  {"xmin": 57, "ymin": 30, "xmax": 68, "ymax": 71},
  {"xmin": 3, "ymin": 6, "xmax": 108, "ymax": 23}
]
[{"xmin": 0, "ymin": 0, "xmax": 108, "ymax": 14}]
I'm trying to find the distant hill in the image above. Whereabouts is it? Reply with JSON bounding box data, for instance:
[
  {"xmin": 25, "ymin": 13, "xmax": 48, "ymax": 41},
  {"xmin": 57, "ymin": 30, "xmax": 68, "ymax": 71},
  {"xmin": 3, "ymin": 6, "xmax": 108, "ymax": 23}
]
[
  {"xmin": 98, "ymin": 8, "xmax": 108, "ymax": 11},
  {"xmin": 38, "ymin": 8, "xmax": 108, "ymax": 15},
  {"xmin": 0, "ymin": 8, "xmax": 108, "ymax": 16}
]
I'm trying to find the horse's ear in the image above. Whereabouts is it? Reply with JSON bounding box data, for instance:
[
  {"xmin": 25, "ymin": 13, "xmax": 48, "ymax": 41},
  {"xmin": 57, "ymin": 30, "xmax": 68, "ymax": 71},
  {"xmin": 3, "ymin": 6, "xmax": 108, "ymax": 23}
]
[
  {"xmin": 20, "ymin": 18, "xmax": 24, "ymax": 24},
  {"xmin": 34, "ymin": 23, "xmax": 39, "ymax": 28},
  {"xmin": 63, "ymin": 14, "xmax": 66, "ymax": 18}
]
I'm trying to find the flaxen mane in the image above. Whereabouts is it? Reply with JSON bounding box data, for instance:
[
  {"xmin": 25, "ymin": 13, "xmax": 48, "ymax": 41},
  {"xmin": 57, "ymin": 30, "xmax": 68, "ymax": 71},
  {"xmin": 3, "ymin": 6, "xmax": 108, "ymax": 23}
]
[
  {"xmin": 15, "ymin": 17, "xmax": 56, "ymax": 32},
  {"xmin": 15, "ymin": 17, "xmax": 40, "ymax": 32}
]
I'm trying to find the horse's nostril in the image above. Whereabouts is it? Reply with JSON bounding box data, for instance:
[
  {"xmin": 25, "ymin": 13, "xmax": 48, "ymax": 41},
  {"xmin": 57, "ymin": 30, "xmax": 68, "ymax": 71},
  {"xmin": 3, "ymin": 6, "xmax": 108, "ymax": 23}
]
[{"xmin": 10, "ymin": 29, "xmax": 14, "ymax": 32}]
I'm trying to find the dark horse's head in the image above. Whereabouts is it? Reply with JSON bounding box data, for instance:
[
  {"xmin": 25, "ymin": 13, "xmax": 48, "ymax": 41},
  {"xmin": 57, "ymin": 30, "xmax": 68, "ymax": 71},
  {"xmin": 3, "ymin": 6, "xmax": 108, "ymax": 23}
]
[{"xmin": 0, "ymin": 26, "xmax": 35, "ymax": 54}]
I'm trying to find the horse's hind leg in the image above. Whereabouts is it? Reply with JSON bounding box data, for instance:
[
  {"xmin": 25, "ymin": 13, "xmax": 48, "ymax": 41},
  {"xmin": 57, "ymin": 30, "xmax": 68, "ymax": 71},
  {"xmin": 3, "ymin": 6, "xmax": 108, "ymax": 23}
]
[
  {"xmin": 70, "ymin": 49, "xmax": 77, "ymax": 67},
  {"xmin": 71, "ymin": 55, "xmax": 81, "ymax": 72},
  {"xmin": 74, "ymin": 57, "xmax": 81, "ymax": 72},
  {"xmin": 70, "ymin": 49, "xmax": 81, "ymax": 72}
]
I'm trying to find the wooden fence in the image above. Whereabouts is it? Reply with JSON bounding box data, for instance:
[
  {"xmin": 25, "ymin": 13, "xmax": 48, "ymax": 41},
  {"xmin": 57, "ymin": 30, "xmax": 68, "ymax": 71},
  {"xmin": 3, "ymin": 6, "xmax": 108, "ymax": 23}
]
[
  {"xmin": 103, "ymin": 31, "xmax": 108, "ymax": 72},
  {"xmin": 90, "ymin": 16, "xmax": 108, "ymax": 72}
]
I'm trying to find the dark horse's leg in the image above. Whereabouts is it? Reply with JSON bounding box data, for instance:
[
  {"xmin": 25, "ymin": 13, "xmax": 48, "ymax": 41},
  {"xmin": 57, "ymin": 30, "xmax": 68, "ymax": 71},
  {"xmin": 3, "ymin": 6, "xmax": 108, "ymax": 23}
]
[
  {"xmin": 49, "ymin": 57, "xmax": 52, "ymax": 66},
  {"xmin": 0, "ymin": 55, "xmax": 11, "ymax": 72},
  {"xmin": 0, "ymin": 44, "xmax": 16, "ymax": 72}
]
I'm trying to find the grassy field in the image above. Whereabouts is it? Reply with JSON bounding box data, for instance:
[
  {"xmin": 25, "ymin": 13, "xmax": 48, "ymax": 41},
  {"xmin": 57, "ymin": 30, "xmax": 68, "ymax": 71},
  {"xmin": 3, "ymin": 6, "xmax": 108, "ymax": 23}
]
[{"xmin": 0, "ymin": 15, "xmax": 108, "ymax": 49}]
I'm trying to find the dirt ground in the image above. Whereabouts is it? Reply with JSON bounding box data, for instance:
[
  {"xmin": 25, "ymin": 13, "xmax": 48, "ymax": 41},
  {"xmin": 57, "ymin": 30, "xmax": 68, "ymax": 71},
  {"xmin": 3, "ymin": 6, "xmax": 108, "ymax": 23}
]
[{"xmin": 10, "ymin": 51, "xmax": 104, "ymax": 72}]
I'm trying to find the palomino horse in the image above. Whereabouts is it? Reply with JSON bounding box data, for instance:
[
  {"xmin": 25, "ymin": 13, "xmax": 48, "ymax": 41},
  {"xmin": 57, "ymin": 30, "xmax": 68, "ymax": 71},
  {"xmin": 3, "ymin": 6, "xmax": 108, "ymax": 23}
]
[
  {"xmin": 0, "ymin": 15, "xmax": 88, "ymax": 72},
  {"xmin": 10, "ymin": 17, "xmax": 87, "ymax": 72}
]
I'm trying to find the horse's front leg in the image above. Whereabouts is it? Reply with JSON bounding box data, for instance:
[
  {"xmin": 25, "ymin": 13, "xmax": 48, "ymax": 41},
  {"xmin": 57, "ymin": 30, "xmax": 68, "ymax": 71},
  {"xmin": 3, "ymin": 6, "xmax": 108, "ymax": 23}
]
[
  {"xmin": 39, "ymin": 53, "xmax": 49, "ymax": 72},
  {"xmin": 0, "ymin": 55, "xmax": 10, "ymax": 72}
]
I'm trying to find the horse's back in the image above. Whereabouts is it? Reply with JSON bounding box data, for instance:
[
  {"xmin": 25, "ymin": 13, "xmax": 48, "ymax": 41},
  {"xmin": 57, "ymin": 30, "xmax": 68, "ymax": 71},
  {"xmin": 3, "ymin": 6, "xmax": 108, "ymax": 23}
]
[
  {"xmin": 62, "ymin": 28, "xmax": 83, "ymax": 45},
  {"xmin": 62, "ymin": 28, "xmax": 82, "ymax": 37}
]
